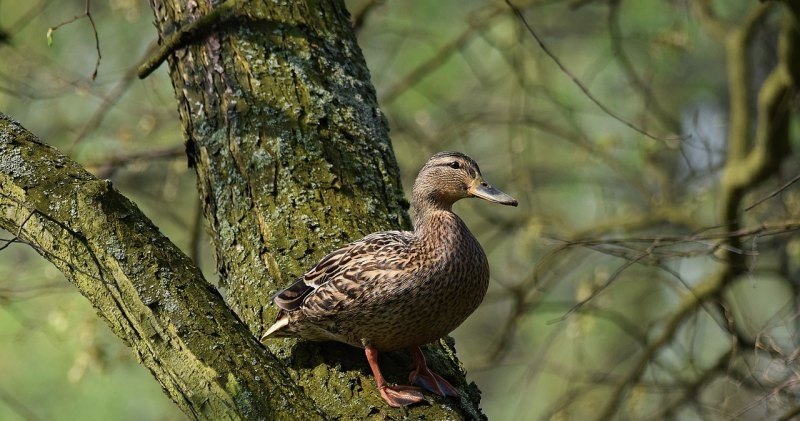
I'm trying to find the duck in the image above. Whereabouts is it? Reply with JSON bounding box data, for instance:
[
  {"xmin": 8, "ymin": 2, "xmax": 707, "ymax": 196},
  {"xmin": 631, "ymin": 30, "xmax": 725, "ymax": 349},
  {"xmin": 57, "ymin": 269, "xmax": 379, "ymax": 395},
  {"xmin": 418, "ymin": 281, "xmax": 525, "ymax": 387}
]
[{"xmin": 261, "ymin": 151, "xmax": 517, "ymax": 407}]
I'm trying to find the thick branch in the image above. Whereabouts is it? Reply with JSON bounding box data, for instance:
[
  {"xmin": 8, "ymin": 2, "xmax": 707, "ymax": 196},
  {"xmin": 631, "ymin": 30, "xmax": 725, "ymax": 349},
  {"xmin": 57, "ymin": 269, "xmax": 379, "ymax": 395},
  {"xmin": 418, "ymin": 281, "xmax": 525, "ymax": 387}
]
[
  {"xmin": 722, "ymin": 10, "xmax": 797, "ymax": 225},
  {"xmin": 724, "ymin": 2, "xmax": 773, "ymax": 164},
  {"xmin": 0, "ymin": 114, "xmax": 323, "ymax": 420}
]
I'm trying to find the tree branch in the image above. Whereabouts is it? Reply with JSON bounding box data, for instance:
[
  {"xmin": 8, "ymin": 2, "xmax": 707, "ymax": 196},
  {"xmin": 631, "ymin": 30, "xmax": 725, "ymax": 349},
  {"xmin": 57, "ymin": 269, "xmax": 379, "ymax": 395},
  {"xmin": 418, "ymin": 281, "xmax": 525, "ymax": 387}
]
[
  {"xmin": 723, "ymin": 2, "xmax": 774, "ymax": 164},
  {"xmin": 722, "ymin": 6, "xmax": 796, "ymax": 226},
  {"xmin": 0, "ymin": 113, "xmax": 324, "ymax": 420},
  {"xmin": 138, "ymin": 0, "xmax": 239, "ymax": 79}
]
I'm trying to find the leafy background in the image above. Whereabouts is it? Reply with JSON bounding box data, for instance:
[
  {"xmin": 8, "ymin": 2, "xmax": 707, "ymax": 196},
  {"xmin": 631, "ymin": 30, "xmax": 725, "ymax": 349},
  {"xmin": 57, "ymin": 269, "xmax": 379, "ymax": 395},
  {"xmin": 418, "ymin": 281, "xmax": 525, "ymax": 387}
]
[{"xmin": 1, "ymin": 0, "xmax": 798, "ymax": 420}]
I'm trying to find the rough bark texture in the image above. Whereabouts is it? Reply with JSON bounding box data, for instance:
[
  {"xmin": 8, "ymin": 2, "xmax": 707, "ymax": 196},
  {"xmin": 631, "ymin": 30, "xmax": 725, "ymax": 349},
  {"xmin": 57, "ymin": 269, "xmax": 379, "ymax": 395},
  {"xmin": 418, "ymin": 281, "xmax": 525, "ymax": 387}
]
[
  {"xmin": 148, "ymin": 0, "xmax": 485, "ymax": 419},
  {"xmin": 0, "ymin": 114, "xmax": 324, "ymax": 420}
]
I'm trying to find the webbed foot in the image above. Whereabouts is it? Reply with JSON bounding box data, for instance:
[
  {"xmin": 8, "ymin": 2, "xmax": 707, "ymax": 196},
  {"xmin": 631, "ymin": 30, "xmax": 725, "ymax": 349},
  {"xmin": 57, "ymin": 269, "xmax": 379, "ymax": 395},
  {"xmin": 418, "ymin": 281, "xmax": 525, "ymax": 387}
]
[{"xmin": 408, "ymin": 346, "xmax": 460, "ymax": 397}]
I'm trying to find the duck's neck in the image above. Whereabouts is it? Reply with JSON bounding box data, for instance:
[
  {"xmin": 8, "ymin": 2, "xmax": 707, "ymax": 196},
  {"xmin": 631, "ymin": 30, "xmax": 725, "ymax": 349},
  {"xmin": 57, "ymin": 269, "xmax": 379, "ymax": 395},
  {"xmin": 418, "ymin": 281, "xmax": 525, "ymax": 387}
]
[{"xmin": 412, "ymin": 197, "xmax": 462, "ymax": 240}]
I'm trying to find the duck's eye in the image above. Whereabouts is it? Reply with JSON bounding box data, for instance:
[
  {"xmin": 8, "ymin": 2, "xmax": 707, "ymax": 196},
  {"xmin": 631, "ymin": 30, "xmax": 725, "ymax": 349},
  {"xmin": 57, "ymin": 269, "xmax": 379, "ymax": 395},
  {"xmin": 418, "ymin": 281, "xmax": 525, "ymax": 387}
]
[{"xmin": 448, "ymin": 161, "xmax": 460, "ymax": 169}]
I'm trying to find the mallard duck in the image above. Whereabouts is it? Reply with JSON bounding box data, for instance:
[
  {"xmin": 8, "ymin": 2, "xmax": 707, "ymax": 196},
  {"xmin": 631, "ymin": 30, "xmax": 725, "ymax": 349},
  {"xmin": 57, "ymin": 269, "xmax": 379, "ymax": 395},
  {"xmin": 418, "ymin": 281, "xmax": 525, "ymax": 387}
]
[{"xmin": 261, "ymin": 151, "xmax": 517, "ymax": 407}]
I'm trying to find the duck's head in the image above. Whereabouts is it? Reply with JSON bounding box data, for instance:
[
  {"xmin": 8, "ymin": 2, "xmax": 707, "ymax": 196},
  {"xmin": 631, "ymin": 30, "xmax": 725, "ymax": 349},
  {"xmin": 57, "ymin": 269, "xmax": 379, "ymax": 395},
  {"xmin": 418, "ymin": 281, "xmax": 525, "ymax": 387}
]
[{"xmin": 412, "ymin": 151, "xmax": 518, "ymax": 210}]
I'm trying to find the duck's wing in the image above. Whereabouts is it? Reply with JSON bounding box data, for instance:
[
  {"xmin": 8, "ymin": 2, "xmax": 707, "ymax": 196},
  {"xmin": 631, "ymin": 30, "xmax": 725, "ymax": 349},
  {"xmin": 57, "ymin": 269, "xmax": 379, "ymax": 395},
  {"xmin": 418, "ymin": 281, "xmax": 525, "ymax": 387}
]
[{"xmin": 273, "ymin": 230, "xmax": 413, "ymax": 314}]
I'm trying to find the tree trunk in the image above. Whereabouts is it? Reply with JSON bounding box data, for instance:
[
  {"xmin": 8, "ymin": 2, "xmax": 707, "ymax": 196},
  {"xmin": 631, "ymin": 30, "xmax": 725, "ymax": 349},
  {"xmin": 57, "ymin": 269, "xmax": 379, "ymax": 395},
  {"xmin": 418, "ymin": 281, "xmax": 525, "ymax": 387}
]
[
  {"xmin": 149, "ymin": 0, "xmax": 483, "ymax": 418},
  {"xmin": 0, "ymin": 0, "xmax": 485, "ymax": 420}
]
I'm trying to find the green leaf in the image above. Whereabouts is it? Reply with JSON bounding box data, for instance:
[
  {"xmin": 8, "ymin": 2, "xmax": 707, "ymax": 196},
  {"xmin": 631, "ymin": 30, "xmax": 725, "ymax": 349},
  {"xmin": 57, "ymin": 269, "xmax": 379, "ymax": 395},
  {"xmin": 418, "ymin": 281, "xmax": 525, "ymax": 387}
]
[{"xmin": 46, "ymin": 28, "xmax": 54, "ymax": 47}]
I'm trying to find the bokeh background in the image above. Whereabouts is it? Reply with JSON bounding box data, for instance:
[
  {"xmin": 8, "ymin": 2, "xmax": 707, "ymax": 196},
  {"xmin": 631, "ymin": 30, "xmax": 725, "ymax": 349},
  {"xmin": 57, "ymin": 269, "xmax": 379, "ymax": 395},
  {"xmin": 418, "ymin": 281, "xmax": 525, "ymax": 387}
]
[{"xmin": 1, "ymin": 0, "xmax": 798, "ymax": 420}]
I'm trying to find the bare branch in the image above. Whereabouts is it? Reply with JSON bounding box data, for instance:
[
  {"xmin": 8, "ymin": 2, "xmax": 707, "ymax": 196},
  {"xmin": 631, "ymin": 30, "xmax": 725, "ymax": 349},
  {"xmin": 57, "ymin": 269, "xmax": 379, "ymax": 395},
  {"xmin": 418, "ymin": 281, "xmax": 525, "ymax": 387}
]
[
  {"xmin": 351, "ymin": 0, "xmax": 383, "ymax": 32},
  {"xmin": 0, "ymin": 210, "xmax": 33, "ymax": 252},
  {"xmin": 137, "ymin": 1, "xmax": 238, "ymax": 79},
  {"xmin": 745, "ymin": 173, "xmax": 800, "ymax": 211},
  {"xmin": 48, "ymin": 0, "xmax": 101, "ymax": 80},
  {"xmin": 83, "ymin": 145, "xmax": 185, "ymax": 178},
  {"xmin": 0, "ymin": 385, "xmax": 40, "ymax": 421},
  {"xmin": 379, "ymin": 3, "xmax": 505, "ymax": 105}
]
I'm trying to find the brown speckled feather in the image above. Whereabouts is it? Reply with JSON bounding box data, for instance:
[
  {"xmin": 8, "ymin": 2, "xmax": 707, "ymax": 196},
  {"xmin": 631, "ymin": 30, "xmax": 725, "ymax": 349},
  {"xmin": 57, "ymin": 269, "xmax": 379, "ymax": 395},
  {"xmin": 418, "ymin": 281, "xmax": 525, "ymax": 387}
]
[{"xmin": 295, "ymin": 231, "xmax": 413, "ymax": 316}]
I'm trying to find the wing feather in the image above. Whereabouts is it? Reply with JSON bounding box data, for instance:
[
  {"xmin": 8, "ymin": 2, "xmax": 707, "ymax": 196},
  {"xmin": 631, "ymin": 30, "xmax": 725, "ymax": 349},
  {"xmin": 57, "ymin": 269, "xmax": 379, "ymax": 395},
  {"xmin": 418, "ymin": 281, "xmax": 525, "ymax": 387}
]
[{"xmin": 272, "ymin": 231, "xmax": 413, "ymax": 315}]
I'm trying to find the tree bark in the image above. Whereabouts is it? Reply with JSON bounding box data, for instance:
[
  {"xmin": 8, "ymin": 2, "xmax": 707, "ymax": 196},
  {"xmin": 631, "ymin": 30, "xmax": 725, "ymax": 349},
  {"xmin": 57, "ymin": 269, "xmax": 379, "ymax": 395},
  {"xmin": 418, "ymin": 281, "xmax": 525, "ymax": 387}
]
[
  {"xmin": 0, "ymin": 0, "xmax": 485, "ymax": 419},
  {"xmin": 149, "ymin": 0, "xmax": 484, "ymax": 418}
]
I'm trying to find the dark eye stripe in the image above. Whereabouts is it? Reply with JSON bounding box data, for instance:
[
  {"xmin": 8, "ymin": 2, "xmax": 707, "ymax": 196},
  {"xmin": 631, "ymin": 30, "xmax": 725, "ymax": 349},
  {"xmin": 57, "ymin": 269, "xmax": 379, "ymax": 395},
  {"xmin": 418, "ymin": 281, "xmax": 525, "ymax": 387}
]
[
  {"xmin": 430, "ymin": 157, "xmax": 480, "ymax": 176},
  {"xmin": 433, "ymin": 159, "xmax": 479, "ymax": 177}
]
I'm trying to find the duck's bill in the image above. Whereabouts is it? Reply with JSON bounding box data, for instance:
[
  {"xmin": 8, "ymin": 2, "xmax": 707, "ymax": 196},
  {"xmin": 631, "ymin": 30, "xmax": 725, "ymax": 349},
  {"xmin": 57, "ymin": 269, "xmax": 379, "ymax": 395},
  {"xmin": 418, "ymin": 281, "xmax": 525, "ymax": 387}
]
[{"xmin": 469, "ymin": 180, "xmax": 518, "ymax": 206}]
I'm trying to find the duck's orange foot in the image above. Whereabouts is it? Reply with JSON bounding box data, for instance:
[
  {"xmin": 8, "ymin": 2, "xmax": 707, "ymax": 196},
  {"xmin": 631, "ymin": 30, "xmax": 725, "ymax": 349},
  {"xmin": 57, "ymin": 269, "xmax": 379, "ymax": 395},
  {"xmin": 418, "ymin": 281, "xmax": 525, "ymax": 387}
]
[
  {"xmin": 365, "ymin": 346, "xmax": 428, "ymax": 407},
  {"xmin": 408, "ymin": 347, "xmax": 460, "ymax": 397},
  {"xmin": 409, "ymin": 366, "xmax": 460, "ymax": 397},
  {"xmin": 379, "ymin": 384, "xmax": 426, "ymax": 407}
]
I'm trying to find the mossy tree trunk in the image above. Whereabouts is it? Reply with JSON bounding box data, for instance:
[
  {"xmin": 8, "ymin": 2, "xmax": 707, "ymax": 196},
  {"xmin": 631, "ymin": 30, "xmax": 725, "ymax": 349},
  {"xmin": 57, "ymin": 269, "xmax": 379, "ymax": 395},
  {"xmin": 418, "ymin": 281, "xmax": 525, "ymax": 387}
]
[
  {"xmin": 148, "ymin": 0, "xmax": 483, "ymax": 417},
  {"xmin": 0, "ymin": 1, "xmax": 484, "ymax": 420}
]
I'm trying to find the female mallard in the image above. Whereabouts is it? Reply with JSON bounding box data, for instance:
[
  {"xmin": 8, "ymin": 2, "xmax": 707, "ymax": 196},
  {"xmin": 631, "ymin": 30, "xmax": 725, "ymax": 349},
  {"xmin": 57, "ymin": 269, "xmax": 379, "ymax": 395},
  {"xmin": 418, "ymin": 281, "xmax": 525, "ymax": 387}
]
[{"xmin": 261, "ymin": 151, "xmax": 517, "ymax": 407}]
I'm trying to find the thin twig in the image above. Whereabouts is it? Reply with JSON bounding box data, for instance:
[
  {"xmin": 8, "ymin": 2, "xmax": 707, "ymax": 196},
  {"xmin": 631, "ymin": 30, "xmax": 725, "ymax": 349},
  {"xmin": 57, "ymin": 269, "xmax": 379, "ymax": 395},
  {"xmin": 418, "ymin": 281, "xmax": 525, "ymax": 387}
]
[
  {"xmin": 379, "ymin": 3, "xmax": 505, "ymax": 104},
  {"xmin": 70, "ymin": 61, "xmax": 142, "ymax": 149},
  {"xmin": 745, "ymin": 173, "xmax": 800, "ymax": 211},
  {"xmin": 505, "ymin": 0, "xmax": 687, "ymax": 145},
  {"xmin": 48, "ymin": 0, "xmax": 101, "ymax": 80},
  {"xmin": 0, "ymin": 210, "xmax": 35, "ymax": 252},
  {"xmin": 0, "ymin": 386, "xmax": 40, "ymax": 421},
  {"xmin": 84, "ymin": 145, "xmax": 185, "ymax": 178},
  {"xmin": 547, "ymin": 254, "xmax": 644, "ymax": 324},
  {"xmin": 351, "ymin": 0, "xmax": 383, "ymax": 32},
  {"xmin": 559, "ymin": 221, "xmax": 800, "ymax": 248}
]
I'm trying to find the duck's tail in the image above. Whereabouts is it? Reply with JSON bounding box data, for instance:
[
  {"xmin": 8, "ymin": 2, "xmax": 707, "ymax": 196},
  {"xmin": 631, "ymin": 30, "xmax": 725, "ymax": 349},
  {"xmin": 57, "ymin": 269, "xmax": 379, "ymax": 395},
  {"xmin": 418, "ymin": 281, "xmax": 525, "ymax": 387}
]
[{"xmin": 260, "ymin": 313, "xmax": 289, "ymax": 341}]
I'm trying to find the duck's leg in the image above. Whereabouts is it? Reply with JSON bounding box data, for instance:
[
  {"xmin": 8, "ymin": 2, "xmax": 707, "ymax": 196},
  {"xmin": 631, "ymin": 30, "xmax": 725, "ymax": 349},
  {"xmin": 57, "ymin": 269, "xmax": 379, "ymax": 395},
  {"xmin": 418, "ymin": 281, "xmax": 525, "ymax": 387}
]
[
  {"xmin": 408, "ymin": 346, "xmax": 460, "ymax": 397},
  {"xmin": 365, "ymin": 346, "xmax": 425, "ymax": 407}
]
